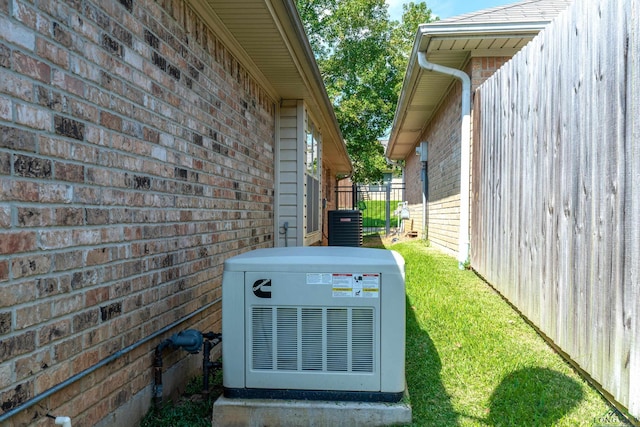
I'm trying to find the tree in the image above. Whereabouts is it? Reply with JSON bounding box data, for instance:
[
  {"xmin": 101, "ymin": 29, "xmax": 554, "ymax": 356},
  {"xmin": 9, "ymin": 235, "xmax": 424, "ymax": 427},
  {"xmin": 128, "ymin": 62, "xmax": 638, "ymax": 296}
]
[
  {"xmin": 296, "ymin": 0, "xmax": 435, "ymax": 183},
  {"xmin": 391, "ymin": 3, "xmax": 437, "ymax": 94}
]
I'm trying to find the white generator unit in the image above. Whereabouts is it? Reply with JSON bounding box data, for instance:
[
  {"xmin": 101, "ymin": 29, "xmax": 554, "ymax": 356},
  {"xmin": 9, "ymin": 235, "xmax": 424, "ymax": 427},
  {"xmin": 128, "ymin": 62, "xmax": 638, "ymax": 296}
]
[{"xmin": 221, "ymin": 246, "xmax": 406, "ymax": 402}]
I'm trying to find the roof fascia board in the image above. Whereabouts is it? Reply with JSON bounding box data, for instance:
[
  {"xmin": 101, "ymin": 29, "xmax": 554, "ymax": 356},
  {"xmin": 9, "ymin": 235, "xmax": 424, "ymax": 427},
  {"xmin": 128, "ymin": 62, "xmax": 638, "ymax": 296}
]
[
  {"xmin": 421, "ymin": 20, "xmax": 548, "ymax": 35},
  {"xmin": 417, "ymin": 21, "xmax": 550, "ymax": 51}
]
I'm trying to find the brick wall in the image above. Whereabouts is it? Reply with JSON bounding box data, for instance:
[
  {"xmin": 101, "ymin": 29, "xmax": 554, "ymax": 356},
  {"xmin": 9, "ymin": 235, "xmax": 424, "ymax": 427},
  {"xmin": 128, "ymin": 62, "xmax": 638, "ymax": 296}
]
[
  {"xmin": 322, "ymin": 166, "xmax": 335, "ymax": 246},
  {"xmin": 0, "ymin": 0, "xmax": 276, "ymax": 424},
  {"xmin": 404, "ymin": 57, "xmax": 510, "ymax": 253},
  {"xmin": 320, "ymin": 167, "xmax": 353, "ymax": 246},
  {"xmin": 471, "ymin": 56, "xmax": 511, "ymax": 91}
]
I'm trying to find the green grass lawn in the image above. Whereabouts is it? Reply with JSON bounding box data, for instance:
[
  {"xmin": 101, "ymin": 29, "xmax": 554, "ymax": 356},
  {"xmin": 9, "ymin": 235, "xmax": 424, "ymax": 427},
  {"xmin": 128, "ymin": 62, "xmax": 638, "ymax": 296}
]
[
  {"xmin": 360, "ymin": 200, "xmax": 400, "ymax": 228},
  {"xmin": 390, "ymin": 240, "xmax": 630, "ymax": 427}
]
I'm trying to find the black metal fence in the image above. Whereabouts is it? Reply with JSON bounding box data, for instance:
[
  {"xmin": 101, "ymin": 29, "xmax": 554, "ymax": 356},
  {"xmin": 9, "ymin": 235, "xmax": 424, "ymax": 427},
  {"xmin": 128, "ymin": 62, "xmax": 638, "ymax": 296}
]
[{"xmin": 335, "ymin": 182, "xmax": 405, "ymax": 235}]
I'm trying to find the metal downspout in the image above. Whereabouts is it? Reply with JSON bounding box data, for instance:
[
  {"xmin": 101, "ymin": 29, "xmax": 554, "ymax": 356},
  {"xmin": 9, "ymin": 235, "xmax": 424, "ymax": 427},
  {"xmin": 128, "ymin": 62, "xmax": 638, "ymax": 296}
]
[
  {"xmin": 422, "ymin": 161, "xmax": 428, "ymax": 241},
  {"xmin": 417, "ymin": 52, "xmax": 471, "ymax": 269}
]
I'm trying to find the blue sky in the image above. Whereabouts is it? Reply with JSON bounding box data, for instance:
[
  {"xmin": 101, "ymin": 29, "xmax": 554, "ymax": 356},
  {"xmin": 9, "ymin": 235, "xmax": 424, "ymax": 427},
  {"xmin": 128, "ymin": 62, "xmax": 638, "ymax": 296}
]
[{"xmin": 387, "ymin": 0, "xmax": 517, "ymax": 21}]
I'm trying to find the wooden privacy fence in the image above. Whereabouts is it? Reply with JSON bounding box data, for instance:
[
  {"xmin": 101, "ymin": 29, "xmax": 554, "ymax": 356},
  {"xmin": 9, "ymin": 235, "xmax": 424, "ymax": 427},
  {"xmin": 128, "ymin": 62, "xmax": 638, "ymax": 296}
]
[{"xmin": 471, "ymin": 0, "xmax": 639, "ymax": 419}]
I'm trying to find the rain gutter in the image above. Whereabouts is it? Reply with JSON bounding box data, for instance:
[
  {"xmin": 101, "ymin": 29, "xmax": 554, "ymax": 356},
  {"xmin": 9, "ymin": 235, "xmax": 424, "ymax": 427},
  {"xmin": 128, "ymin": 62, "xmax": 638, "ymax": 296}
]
[{"xmin": 416, "ymin": 51, "xmax": 471, "ymax": 269}]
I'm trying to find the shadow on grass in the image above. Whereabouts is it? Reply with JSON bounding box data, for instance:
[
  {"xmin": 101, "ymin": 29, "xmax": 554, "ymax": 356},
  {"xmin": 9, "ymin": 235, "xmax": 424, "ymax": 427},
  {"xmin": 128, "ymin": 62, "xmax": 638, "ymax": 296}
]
[
  {"xmin": 405, "ymin": 295, "xmax": 458, "ymax": 426},
  {"xmin": 405, "ymin": 309, "xmax": 584, "ymax": 427},
  {"xmin": 485, "ymin": 367, "xmax": 583, "ymax": 426}
]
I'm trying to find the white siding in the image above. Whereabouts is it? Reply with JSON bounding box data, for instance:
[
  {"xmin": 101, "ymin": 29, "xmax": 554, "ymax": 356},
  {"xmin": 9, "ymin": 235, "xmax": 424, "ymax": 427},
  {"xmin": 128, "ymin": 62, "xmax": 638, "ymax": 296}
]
[
  {"xmin": 277, "ymin": 100, "xmax": 324, "ymax": 247},
  {"xmin": 277, "ymin": 100, "xmax": 304, "ymax": 247}
]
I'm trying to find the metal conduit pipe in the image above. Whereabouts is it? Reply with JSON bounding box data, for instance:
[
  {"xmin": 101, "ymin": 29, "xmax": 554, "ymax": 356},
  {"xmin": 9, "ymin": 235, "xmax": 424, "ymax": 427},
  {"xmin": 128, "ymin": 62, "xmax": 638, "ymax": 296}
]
[
  {"xmin": 0, "ymin": 298, "xmax": 221, "ymax": 424},
  {"xmin": 416, "ymin": 51, "xmax": 471, "ymax": 269},
  {"xmin": 152, "ymin": 330, "xmax": 222, "ymax": 407},
  {"xmin": 422, "ymin": 160, "xmax": 428, "ymax": 240},
  {"xmin": 202, "ymin": 332, "xmax": 222, "ymax": 397},
  {"xmin": 416, "ymin": 142, "xmax": 428, "ymax": 241}
]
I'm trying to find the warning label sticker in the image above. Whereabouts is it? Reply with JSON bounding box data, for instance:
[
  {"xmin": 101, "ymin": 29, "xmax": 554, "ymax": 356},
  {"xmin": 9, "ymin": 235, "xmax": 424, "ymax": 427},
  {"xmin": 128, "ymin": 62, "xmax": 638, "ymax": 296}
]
[
  {"xmin": 332, "ymin": 287, "xmax": 354, "ymax": 297},
  {"xmin": 332, "ymin": 273, "xmax": 353, "ymax": 286},
  {"xmin": 331, "ymin": 273, "xmax": 379, "ymax": 298},
  {"xmin": 306, "ymin": 273, "xmax": 333, "ymax": 285},
  {"xmin": 359, "ymin": 273, "xmax": 380, "ymax": 298}
]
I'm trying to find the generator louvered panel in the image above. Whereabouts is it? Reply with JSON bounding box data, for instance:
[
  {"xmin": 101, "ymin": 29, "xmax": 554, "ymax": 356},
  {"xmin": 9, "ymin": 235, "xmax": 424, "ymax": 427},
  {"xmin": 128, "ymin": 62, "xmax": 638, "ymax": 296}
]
[
  {"xmin": 251, "ymin": 306, "xmax": 374, "ymax": 373},
  {"xmin": 252, "ymin": 307, "xmax": 273, "ymax": 370},
  {"xmin": 327, "ymin": 308, "xmax": 348, "ymax": 371},
  {"xmin": 277, "ymin": 308, "xmax": 297, "ymax": 370},
  {"xmin": 301, "ymin": 308, "xmax": 323, "ymax": 370},
  {"xmin": 352, "ymin": 308, "xmax": 374, "ymax": 372}
]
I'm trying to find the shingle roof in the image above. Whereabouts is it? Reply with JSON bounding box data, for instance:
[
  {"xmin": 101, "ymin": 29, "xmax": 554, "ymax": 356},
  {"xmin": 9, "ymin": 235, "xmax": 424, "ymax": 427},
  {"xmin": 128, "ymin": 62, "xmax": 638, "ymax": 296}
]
[{"xmin": 436, "ymin": 0, "xmax": 573, "ymax": 24}]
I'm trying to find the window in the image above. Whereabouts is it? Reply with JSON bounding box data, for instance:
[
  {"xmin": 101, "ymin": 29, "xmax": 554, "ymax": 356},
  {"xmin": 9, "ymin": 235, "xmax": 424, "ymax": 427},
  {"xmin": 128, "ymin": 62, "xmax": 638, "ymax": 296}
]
[{"xmin": 305, "ymin": 119, "xmax": 321, "ymax": 235}]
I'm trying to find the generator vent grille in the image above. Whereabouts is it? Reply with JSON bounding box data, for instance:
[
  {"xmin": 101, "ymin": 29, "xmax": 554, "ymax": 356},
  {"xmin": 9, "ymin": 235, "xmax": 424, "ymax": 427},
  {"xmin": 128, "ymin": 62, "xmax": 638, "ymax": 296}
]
[{"xmin": 251, "ymin": 306, "xmax": 374, "ymax": 373}]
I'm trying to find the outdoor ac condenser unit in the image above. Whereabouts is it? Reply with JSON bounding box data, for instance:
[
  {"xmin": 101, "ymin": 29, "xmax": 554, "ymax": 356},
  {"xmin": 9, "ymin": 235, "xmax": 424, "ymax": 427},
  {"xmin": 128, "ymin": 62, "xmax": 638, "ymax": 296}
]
[{"xmin": 221, "ymin": 246, "xmax": 406, "ymax": 402}]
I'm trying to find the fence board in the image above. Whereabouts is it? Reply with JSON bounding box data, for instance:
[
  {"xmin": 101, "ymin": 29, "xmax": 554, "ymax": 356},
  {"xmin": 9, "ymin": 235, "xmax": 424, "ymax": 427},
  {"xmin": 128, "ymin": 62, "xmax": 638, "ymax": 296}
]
[
  {"xmin": 626, "ymin": 0, "xmax": 640, "ymax": 416},
  {"xmin": 472, "ymin": 0, "xmax": 638, "ymax": 418}
]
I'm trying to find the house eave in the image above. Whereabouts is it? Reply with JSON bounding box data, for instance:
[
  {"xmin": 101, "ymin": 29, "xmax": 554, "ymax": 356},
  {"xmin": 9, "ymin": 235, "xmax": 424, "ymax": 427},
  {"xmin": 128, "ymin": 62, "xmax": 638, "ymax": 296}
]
[
  {"xmin": 187, "ymin": 0, "xmax": 352, "ymax": 175},
  {"xmin": 386, "ymin": 21, "xmax": 550, "ymax": 160}
]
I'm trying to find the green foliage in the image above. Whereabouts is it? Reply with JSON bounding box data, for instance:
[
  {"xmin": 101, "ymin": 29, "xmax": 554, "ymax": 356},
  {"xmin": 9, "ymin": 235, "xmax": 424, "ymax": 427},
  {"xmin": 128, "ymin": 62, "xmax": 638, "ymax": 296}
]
[
  {"xmin": 140, "ymin": 369, "xmax": 223, "ymax": 427},
  {"xmin": 295, "ymin": 0, "xmax": 435, "ymax": 183},
  {"xmin": 390, "ymin": 3, "xmax": 437, "ymax": 94},
  {"xmin": 140, "ymin": 378, "xmax": 212, "ymax": 427}
]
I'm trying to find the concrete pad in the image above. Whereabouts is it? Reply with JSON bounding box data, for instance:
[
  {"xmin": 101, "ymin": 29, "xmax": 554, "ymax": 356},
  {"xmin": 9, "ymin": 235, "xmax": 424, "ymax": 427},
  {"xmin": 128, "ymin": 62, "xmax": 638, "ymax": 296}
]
[{"xmin": 212, "ymin": 392, "xmax": 412, "ymax": 427}]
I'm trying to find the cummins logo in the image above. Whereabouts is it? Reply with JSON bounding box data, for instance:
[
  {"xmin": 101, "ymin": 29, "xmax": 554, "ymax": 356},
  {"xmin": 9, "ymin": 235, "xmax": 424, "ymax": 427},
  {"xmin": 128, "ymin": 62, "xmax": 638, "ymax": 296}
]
[{"xmin": 252, "ymin": 279, "xmax": 272, "ymax": 298}]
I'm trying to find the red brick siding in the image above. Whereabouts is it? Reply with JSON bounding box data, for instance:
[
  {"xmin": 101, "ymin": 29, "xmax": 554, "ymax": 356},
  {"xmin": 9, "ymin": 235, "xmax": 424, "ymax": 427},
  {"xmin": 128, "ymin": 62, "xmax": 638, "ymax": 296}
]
[
  {"xmin": 403, "ymin": 57, "xmax": 511, "ymax": 253},
  {"xmin": 321, "ymin": 166, "xmax": 339, "ymax": 245},
  {"xmin": 0, "ymin": 0, "xmax": 275, "ymax": 424},
  {"xmin": 471, "ymin": 56, "xmax": 511, "ymax": 91},
  {"xmin": 403, "ymin": 82, "xmax": 461, "ymax": 252}
]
